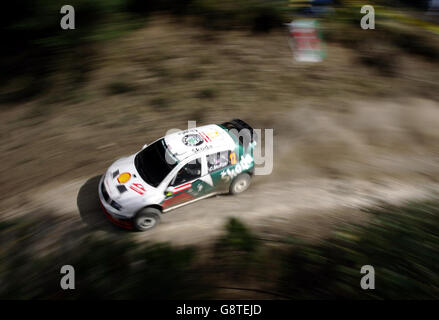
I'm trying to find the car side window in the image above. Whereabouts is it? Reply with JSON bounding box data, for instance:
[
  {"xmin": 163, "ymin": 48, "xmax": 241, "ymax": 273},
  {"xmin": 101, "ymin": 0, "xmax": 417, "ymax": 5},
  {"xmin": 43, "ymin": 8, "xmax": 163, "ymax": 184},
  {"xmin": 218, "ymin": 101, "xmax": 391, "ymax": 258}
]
[
  {"xmin": 206, "ymin": 151, "xmax": 230, "ymax": 173},
  {"xmin": 171, "ymin": 158, "xmax": 202, "ymax": 186}
]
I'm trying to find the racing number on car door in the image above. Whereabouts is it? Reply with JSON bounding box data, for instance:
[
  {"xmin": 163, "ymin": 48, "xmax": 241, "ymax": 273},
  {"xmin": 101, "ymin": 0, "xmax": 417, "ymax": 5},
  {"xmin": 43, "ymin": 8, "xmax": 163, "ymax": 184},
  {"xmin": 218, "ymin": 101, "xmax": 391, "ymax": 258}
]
[{"xmin": 162, "ymin": 158, "xmax": 202, "ymax": 208}]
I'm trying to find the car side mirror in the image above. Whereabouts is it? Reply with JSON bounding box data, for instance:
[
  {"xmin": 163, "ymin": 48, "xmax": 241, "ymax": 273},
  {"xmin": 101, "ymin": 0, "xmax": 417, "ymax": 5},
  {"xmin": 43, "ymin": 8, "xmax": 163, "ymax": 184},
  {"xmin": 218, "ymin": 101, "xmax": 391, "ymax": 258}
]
[
  {"xmin": 165, "ymin": 186, "xmax": 174, "ymax": 196},
  {"xmin": 142, "ymin": 144, "xmax": 148, "ymax": 150}
]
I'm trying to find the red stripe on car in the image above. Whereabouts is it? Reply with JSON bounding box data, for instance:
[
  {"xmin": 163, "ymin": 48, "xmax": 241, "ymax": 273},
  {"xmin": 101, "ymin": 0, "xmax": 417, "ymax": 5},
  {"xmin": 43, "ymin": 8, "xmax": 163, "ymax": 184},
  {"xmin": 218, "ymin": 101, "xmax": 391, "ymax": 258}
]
[
  {"xmin": 130, "ymin": 183, "xmax": 145, "ymax": 195},
  {"xmin": 200, "ymin": 132, "xmax": 211, "ymax": 142},
  {"xmin": 162, "ymin": 192, "xmax": 194, "ymax": 208},
  {"xmin": 174, "ymin": 182, "xmax": 191, "ymax": 192},
  {"xmin": 200, "ymin": 132, "xmax": 208, "ymax": 142}
]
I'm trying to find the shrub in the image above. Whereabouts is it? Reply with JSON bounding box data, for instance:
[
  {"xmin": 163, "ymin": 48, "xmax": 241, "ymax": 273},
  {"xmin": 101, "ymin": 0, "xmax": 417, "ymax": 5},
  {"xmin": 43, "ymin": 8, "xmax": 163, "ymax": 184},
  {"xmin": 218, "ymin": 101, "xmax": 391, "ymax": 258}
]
[
  {"xmin": 190, "ymin": 0, "xmax": 284, "ymax": 31},
  {"xmin": 2, "ymin": 200, "xmax": 437, "ymax": 299},
  {"xmin": 216, "ymin": 218, "xmax": 259, "ymax": 253},
  {"xmin": 357, "ymin": 41, "xmax": 398, "ymax": 77},
  {"xmin": 0, "ymin": 220, "xmax": 211, "ymax": 299},
  {"xmin": 251, "ymin": 5, "xmax": 284, "ymax": 33},
  {"xmin": 278, "ymin": 200, "xmax": 439, "ymax": 299},
  {"xmin": 392, "ymin": 31, "xmax": 439, "ymax": 62}
]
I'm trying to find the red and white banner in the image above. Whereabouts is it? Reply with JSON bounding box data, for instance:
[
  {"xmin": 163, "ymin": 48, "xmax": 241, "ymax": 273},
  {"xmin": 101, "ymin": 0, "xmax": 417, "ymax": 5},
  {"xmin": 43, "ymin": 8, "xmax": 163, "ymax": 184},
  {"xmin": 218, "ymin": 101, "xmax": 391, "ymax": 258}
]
[{"xmin": 287, "ymin": 19, "xmax": 325, "ymax": 62}]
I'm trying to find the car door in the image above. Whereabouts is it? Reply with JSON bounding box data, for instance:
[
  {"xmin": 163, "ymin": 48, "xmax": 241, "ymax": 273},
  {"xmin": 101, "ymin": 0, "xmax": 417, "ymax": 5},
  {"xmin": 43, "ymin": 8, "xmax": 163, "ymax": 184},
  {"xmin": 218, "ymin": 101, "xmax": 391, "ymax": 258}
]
[
  {"xmin": 205, "ymin": 150, "xmax": 233, "ymax": 193},
  {"xmin": 161, "ymin": 157, "xmax": 203, "ymax": 210}
]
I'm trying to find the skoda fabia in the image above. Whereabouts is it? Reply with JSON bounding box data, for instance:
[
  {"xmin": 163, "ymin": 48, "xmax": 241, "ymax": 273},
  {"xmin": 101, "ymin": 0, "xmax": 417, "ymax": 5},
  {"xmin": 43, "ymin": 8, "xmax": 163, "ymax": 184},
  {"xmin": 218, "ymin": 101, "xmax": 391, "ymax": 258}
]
[{"xmin": 98, "ymin": 119, "xmax": 257, "ymax": 231}]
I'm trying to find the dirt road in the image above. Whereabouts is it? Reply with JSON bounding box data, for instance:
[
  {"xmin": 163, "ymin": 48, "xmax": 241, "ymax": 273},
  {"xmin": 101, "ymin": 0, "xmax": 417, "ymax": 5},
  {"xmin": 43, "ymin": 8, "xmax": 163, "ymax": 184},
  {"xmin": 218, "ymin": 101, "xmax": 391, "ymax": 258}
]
[
  {"xmin": 3, "ymin": 169, "xmax": 436, "ymax": 249},
  {"xmin": 4, "ymin": 99, "xmax": 438, "ymax": 248}
]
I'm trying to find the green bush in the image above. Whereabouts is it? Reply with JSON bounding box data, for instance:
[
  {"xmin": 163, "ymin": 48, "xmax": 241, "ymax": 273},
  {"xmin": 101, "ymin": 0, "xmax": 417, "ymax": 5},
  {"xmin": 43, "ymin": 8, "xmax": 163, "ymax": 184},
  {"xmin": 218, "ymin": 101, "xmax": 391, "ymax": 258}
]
[
  {"xmin": 251, "ymin": 5, "xmax": 284, "ymax": 33},
  {"xmin": 212, "ymin": 218, "xmax": 261, "ymax": 281},
  {"xmin": 126, "ymin": 0, "xmax": 194, "ymax": 15},
  {"xmin": 0, "ymin": 0, "xmax": 116, "ymax": 103},
  {"xmin": 2, "ymin": 199, "xmax": 437, "ymax": 299},
  {"xmin": 216, "ymin": 217, "xmax": 259, "ymax": 253},
  {"xmin": 391, "ymin": 31, "xmax": 439, "ymax": 61},
  {"xmin": 191, "ymin": 0, "xmax": 284, "ymax": 31},
  {"xmin": 1, "ymin": 0, "xmax": 286, "ymax": 104},
  {"xmin": 278, "ymin": 200, "xmax": 439, "ymax": 299},
  {"xmin": 0, "ymin": 217, "xmax": 211, "ymax": 299}
]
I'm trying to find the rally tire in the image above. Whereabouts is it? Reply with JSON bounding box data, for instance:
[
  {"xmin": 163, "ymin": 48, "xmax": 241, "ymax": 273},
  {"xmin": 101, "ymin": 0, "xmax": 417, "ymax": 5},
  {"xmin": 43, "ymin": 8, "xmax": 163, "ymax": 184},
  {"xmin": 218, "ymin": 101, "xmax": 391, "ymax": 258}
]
[
  {"xmin": 230, "ymin": 173, "xmax": 251, "ymax": 195},
  {"xmin": 133, "ymin": 207, "xmax": 161, "ymax": 231}
]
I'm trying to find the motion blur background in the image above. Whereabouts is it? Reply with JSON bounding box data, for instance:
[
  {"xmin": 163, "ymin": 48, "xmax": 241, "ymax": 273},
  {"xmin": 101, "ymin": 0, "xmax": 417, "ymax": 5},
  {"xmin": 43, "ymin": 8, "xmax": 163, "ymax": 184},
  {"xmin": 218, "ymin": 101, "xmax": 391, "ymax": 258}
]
[{"xmin": 0, "ymin": 0, "xmax": 438, "ymax": 299}]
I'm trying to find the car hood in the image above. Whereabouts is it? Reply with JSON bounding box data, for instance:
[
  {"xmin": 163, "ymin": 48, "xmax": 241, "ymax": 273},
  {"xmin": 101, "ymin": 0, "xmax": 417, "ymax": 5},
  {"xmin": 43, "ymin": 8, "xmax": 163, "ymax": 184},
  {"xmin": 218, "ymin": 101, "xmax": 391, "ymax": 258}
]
[{"xmin": 104, "ymin": 154, "xmax": 158, "ymax": 203}]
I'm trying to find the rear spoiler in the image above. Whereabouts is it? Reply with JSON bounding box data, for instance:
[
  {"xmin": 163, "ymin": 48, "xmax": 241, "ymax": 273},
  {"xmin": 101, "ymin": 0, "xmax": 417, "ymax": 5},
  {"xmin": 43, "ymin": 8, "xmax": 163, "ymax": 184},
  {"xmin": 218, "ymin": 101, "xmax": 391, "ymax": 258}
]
[{"xmin": 220, "ymin": 119, "xmax": 257, "ymax": 145}]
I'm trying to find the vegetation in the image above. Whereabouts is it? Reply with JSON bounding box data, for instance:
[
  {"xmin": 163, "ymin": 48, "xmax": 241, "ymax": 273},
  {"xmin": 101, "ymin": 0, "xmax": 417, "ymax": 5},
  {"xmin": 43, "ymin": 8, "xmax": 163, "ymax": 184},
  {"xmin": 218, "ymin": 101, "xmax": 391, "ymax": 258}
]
[
  {"xmin": 1, "ymin": 200, "xmax": 438, "ymax": 299},
  {"xmin": 1, "ymin": 0, "xmax": 286, "ymax": 103},
  {"xmin": 278, "ymin": 200, "xmax": 439, "ymax": 299},
  {"xmin": 2, "ymin": 0, "xmax": 439, "ymax": 103},
  {"xmin": 0, "ymin": 216, "xmax": 211, "ymax": 299}
]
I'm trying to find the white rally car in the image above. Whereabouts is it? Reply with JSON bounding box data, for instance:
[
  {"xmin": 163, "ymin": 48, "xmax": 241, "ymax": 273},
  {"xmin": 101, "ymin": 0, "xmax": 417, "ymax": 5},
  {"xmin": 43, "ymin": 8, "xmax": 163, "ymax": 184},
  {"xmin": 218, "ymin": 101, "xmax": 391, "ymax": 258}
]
[{"xmin": 98, "ymin": 119, "xmax": 257, "ymax": 231}]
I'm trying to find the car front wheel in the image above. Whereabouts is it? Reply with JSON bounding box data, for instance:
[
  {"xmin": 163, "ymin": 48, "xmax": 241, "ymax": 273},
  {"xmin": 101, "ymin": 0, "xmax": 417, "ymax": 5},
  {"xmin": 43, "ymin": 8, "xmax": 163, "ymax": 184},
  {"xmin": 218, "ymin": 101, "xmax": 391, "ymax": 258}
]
[
  {"xmin": 133, "ymin": 207, "xmax": 161, "ymax": 231},
  {"xmin": 230, "ymin": 173, "xmax": 251, "ymax": 195}
]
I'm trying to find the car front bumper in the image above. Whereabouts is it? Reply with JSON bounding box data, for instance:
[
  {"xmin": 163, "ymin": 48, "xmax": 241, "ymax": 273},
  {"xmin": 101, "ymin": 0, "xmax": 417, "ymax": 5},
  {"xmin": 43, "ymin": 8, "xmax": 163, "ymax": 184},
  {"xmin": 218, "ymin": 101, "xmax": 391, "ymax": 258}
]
[{"xmin": 98, "ymin": 174, "xmax": 133, "ymax": 230}]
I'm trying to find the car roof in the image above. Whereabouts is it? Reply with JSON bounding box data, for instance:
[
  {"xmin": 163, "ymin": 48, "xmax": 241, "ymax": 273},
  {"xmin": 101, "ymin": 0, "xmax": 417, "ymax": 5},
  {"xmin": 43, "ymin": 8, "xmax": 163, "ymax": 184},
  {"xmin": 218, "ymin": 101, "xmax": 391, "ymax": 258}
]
[{"xmin": 164, "ymin": 124, "xmax": 236, "ymax": 161}]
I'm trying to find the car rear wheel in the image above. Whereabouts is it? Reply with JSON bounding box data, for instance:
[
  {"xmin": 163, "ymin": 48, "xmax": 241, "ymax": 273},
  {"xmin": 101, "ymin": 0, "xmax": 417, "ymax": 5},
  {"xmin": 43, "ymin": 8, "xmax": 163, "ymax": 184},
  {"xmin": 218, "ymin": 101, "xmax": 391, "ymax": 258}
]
[
  {"xmin": 230, "ymin": 173, "xmax": 251, "ymax": 195},
  {"xmin": 133, "ymin": 207, "xmax": 161, "ymax": 231}
]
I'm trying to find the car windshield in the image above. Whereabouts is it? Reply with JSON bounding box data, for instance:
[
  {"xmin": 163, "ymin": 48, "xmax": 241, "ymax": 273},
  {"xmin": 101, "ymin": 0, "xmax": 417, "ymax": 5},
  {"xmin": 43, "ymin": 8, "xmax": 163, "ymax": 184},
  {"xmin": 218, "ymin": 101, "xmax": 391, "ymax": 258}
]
[{"xmin": 134, "ymin": 139, "xmax": 178, "ymax": 187}]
